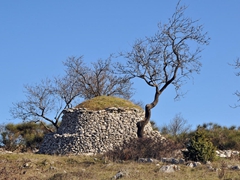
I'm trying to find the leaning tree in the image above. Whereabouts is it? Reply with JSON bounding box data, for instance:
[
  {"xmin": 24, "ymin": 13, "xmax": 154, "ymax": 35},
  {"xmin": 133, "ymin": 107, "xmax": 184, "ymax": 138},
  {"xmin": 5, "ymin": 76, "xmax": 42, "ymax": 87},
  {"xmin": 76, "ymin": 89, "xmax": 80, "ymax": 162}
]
[{"xmin": 117, "ymin": 2, "xmax": 210, "ymax": 137}]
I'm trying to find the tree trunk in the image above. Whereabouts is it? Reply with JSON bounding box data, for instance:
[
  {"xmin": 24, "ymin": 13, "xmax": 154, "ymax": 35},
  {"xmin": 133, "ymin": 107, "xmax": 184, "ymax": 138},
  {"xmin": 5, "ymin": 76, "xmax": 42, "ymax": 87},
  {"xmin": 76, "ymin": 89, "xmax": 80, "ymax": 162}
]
[{"xmin": 137, "ymin": 87, "xmax": 161, "ymax": 138}]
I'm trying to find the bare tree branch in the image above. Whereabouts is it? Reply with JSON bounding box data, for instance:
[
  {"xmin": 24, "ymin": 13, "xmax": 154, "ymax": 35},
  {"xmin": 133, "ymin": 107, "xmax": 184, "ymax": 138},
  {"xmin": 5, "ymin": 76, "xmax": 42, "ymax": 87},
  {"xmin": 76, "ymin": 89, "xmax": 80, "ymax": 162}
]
[
  {"xmin": 64, "ymin": 56, "xmax": 134, "ymax": 100},
  {"xmin": 10, "ymin": 56, "xmax": 134, "ymax": 131},
  {"xmin": 230, "ymin": 57, "xmax": 240, "ymax": 108}
]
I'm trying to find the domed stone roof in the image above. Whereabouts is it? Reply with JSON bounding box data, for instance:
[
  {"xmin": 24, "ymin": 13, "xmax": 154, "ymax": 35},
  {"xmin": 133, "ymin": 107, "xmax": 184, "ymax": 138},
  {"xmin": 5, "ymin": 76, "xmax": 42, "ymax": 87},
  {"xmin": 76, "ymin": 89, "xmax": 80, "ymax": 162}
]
[{"xmin": 75, "ymin": 96, "xmax": 142, "ymax": 111}]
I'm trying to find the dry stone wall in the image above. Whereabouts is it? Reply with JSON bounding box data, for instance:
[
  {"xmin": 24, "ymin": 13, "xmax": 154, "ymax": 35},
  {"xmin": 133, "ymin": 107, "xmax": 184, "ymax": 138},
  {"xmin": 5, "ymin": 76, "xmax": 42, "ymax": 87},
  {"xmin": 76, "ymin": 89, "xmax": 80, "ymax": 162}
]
[{"xmin": 39, "ymin": 107, "xmax": 163, "ymax": 155}]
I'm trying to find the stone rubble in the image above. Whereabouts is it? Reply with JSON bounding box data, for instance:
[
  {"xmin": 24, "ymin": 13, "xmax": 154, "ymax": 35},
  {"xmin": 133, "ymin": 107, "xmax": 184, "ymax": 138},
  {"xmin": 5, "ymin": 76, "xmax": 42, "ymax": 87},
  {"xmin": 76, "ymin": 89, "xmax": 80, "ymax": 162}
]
[
  {"xmin": 39, "ymin": 107, "xmax": 164, "ymax": 155},
  {"xmin": 216, "ymin": 150, "xmax": 240, "ymax": 158},
  {"xmin": 138, "ymin": 156, "xmax": 240, "ymax": 173},
  {"xmin": 138, "ymin": 158, "xmax": 159, "ymax": 163},
  {"xmin": 159, "ymin": 165, "xmax": 180, "ymax": 173},
  {"xmin": 186, "ymin": 161, "xmax": 201, "ymax": 168},
  {"xmin": 161, "ymin": 157, "xmax": 185, "ymax": 164},
  {"xmin": 0, "ymin": 148, "xmax": 12, "ymax": 154},
  {"xmin": 111, "ymin": 170, "xmax": 128, "ymax": 179}
]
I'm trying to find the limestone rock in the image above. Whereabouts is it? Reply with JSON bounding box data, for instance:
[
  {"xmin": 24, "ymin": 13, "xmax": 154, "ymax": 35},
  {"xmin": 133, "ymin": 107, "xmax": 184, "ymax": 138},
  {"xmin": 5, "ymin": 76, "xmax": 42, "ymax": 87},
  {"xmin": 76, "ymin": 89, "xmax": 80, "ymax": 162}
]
[
  {"xmin": 39, "ymin": 107, "xmax": 164, "ymax": 155},
  {"xmin": 138, "ymin": 158, "xmax": 159, "ymax": 163},
  {"xmin": 111, "ymin": 170, "xmax": 128, "ymax": 179},
  {"xmin": 159, "ymin": 165, "xmax": 180, "ymax": 173}
]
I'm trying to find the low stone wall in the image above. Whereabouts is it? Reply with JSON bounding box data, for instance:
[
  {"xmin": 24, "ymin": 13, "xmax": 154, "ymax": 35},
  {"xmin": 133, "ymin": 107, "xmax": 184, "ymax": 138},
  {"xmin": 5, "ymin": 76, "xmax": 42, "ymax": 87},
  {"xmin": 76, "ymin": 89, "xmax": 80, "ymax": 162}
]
[{"xmin": 39, "ymin": 107, "xmax": 163, "ymax": 155}]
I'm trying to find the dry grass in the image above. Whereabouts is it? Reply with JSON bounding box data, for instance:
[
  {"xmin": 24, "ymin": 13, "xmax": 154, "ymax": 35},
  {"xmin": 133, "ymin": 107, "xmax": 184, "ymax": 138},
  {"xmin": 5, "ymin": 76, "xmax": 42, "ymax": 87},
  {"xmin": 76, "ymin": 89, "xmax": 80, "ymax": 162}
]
[
  {"xmin": 1, "ymin": 153, "xmax": 240, "ymax": 180},
  {"xmin": 105, "ymin": 137, "xmax": 184, "ymax": 161},
  {"xmin": 75, "ymin": 96, "xmax": 142, "ymax": 111}
]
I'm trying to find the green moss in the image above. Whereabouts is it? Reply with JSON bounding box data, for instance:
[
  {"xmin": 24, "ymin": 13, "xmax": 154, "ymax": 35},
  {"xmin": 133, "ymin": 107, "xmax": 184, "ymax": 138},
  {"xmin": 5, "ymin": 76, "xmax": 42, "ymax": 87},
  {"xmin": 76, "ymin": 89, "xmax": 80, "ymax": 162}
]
[{"xmin": 75, "ymin": 96, "xmax": 142, "ymax": 111}]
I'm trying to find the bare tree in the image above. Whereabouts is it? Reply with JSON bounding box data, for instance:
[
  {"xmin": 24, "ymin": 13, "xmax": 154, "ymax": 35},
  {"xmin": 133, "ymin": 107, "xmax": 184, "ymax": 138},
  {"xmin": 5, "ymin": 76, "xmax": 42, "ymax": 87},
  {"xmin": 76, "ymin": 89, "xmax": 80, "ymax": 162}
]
[
  {"xmin": 231, "ymin": 57, "xmax": 240, "ymax": 107},
  {"xmin": 64, "ymin": 56, "xmax": 133, "ymax": 100},
  {"xmin": 161, "ymin": 113, "xmax": 191, "ymax": 136},
  {"xmin": 10, "ymin": 79, "xmax": 60, "ymax": 131},
  {"xmin": 117, "ymin": 1, "xmax": 210, "ymax": 137},
  {"xmin": 10, "ymin": 56, "xmax": 134, "ymax": 131}
]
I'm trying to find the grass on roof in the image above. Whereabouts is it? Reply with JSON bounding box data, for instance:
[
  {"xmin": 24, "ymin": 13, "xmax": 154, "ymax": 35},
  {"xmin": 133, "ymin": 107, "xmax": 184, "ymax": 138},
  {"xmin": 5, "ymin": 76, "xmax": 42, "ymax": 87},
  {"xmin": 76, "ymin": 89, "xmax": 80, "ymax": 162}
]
[{"xmin": 75, "ymin": 96, "xmax": 142, "ymax": 111}]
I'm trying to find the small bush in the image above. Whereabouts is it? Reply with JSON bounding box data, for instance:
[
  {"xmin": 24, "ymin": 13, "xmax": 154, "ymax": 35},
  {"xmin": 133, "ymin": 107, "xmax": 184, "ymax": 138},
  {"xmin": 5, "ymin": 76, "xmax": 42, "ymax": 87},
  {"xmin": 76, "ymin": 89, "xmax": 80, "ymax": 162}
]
[
  {"xmin": 184, "ymin": 128, "xmax": 216, "ymax": 163},
  {"xmin": 105, "ymin": 138, "xmax": 183, "ymax": 161},
  {"xmin": 1, "ymin": 122, "xmax": 50, "ymax": 152},
  {"xmin": 198, "ymin": 123, "xmax": 240, "ymax": 151}
]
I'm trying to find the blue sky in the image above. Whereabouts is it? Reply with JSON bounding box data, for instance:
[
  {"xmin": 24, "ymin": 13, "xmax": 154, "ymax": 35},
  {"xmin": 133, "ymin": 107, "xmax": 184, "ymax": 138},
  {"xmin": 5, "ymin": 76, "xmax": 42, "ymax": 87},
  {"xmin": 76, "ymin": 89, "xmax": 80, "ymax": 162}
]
[{"xmin": 1, "ymin": 0, "xmax": 240, "ymax": 129}]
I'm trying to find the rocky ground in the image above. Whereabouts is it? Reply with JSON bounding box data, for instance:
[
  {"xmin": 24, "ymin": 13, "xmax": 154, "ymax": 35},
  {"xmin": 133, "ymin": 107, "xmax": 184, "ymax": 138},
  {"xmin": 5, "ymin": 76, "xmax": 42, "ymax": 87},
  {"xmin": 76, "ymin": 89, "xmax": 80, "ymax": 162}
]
[{"xmin": 1, "ymin": 148, "xmax": 240, "ymax": 180}]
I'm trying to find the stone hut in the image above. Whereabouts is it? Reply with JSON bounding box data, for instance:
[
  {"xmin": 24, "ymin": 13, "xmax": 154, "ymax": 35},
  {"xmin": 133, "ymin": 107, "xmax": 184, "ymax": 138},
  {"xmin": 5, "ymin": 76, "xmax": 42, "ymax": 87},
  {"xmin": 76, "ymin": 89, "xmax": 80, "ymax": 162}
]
[{"xmin": 39, "ymin": 96, "xmax": 163, "ymax": 155}]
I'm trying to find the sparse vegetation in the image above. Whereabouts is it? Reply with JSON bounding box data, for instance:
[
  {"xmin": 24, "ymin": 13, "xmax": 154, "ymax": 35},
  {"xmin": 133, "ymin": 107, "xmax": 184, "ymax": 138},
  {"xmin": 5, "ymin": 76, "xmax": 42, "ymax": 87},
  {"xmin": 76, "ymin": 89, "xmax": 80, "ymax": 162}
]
[
  {"xmin": 0, "ymin": 152, "xmax": 240, "ymax": 180},
  {"xmin": 75, "ymin": 96, "xmax": 142, "ymax": 111},
  {"xmin": 198, "ymin": 123, "xmax": 240, "ymax": 151},
  {"xmin": 160, "ymin": 113, "xmax": 192, "ymax": 137},
  {"xmin": 105, "ymin": 137, "xmax": 184, "ymax": 161},
  {"xmin": 1, "ymin": 115, "xmax": 240, "ymax": 179},
  {"xmin": 160, "ymin": 113, "xmax": 192, "ymax": 146}
]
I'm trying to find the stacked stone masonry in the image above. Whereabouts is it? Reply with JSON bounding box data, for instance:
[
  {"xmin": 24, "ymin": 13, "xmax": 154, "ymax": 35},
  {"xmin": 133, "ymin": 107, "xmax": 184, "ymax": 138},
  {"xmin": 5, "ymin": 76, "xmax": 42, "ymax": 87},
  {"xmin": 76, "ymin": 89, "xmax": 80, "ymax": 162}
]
[{"xmin": 39, "ymin": 107, "xmax": 164, "ymax": 155}]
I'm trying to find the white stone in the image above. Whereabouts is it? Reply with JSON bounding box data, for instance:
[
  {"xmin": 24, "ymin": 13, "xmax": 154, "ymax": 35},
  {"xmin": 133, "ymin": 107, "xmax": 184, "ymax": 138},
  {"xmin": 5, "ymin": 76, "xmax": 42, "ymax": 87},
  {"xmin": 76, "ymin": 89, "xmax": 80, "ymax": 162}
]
[{"xmin": 159, "ymin": 165, "xmax": 180, "ymax": 173}]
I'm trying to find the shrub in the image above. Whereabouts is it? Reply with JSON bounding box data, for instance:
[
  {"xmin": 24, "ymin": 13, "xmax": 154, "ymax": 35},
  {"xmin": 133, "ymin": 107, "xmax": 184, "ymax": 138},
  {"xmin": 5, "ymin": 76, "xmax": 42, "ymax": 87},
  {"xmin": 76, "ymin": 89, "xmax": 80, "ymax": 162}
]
[
  {"xmin": 105, "ymin": 138, "xmax": 183, "ymax": 161},
  {"xmin": 1, "ymin": 122, "xmax": 50, "ymax": 151},
  {"xmin": 198, "ymin": 123, "xmax": 240, "ymax": 151},
  {"xmin": 184, "ymin": 128, "xmax": 216, "ymax": 162}
]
